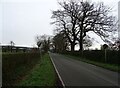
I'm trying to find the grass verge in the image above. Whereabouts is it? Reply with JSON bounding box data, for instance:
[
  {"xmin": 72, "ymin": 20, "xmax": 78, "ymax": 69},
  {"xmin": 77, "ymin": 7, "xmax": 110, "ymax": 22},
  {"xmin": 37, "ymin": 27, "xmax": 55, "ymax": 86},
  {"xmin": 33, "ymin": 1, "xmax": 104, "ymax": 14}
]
[
  {"xmin": 19, "ymin": 53, "xmax": 56, "ymax": 86},
  {"xmin": 64, "ymin": 54, "xmax": 120, "ymax": 72}
]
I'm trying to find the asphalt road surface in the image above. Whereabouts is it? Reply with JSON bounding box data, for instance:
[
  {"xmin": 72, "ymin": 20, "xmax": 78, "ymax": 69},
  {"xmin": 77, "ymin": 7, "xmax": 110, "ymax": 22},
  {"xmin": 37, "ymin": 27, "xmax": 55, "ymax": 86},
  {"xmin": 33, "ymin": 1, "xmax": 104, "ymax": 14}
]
[{"xmin": 49, "ymin": 53, "xmax": 119, "ymax": 87}]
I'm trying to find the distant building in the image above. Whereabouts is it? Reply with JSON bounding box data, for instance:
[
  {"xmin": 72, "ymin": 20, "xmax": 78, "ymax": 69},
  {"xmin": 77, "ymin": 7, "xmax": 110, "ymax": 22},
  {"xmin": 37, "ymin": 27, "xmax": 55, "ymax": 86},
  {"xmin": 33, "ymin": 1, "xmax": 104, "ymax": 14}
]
[
  {"xmin": 118, "ymin": 1, "xmax": 120, "ymax": 38},
  {"xmin": 1, "ymin": 45, "xmax": 33, "ymax": 52}
]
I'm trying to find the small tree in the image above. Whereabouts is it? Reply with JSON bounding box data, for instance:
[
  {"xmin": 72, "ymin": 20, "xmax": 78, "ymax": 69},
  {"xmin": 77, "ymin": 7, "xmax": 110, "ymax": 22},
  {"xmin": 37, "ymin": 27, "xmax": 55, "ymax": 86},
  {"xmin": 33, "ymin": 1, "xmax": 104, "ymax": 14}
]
[{"xmin": 35, "ymin": 34, "xmax": 51, "ymax": 53}]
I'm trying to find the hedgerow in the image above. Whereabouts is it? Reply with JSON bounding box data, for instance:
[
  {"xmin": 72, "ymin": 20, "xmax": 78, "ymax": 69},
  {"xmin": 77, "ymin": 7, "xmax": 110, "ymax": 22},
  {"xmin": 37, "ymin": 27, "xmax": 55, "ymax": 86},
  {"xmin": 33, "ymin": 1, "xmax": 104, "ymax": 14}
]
[{"xmin": 2, "ymin": 52, "xmax": 40, "ymax": 86}]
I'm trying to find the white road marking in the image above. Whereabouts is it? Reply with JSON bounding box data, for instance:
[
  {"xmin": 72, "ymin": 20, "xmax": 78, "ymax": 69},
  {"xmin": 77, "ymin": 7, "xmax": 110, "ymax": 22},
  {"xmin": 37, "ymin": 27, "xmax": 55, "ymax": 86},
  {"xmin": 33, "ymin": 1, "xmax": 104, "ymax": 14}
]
[{"xmin": 49, "ymin": 52, "xmax": 65, "ymax": 88}]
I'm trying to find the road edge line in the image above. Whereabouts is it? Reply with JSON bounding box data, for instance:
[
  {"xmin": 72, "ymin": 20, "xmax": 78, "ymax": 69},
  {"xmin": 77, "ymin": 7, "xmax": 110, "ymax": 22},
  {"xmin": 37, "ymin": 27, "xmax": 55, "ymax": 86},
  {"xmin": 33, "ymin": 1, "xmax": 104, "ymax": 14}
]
[{"xmin": 49, "ymin": 52, "xmax": 65, "ymax": 88}]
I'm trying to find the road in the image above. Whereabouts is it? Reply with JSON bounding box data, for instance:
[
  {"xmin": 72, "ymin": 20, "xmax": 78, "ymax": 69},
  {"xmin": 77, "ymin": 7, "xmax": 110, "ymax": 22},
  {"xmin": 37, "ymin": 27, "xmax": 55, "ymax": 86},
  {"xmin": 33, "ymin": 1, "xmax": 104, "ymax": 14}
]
[{"xmin": 49, "ymin": 53, "xmax": 119, "ymax": 86}]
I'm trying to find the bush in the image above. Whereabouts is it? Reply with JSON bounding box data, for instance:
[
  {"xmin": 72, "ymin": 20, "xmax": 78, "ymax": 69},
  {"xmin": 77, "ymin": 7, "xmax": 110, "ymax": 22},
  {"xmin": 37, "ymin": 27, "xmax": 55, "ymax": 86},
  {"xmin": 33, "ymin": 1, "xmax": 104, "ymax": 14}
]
[{"xmin": 2, "ymin": 52, "xmax": 40, "ymax": 86}]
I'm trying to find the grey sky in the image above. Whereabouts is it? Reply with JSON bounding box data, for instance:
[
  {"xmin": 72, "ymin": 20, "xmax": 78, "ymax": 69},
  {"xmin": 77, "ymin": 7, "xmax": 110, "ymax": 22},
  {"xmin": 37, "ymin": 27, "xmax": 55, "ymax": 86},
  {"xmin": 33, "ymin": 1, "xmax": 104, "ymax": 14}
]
[{"xmin": 0, "ymin": 0, "xmax": 120, "ymax": 48}]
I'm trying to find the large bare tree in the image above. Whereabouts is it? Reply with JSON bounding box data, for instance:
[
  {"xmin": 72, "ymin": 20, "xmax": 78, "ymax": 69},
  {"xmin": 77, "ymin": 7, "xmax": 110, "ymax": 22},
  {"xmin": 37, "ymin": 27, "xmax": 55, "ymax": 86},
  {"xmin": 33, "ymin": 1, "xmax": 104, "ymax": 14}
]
[
  {"xmin": 51, "ymin": 5, "xmax": 79, "ymax": 52},
  {"xmin": 51, "ymin": 0, "xmax": 116, "ymax": 51}
]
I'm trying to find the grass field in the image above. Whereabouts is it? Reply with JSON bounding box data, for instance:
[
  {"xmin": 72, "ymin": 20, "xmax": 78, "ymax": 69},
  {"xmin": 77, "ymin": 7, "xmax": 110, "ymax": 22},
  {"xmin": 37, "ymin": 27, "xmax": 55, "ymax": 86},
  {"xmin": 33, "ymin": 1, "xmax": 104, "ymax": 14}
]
[
  {"xmin": 19, "ymin": 53, "xmax": 56, "ymax": 86},
  {"xmin": 64, "ymin": 54, "xmax": 120, "ymax": 72}
]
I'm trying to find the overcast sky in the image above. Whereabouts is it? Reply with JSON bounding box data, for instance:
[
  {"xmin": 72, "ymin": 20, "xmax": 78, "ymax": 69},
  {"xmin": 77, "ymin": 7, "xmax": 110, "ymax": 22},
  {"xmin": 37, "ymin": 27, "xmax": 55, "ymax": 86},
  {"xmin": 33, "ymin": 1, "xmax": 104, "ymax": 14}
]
[{"xmin": 0, "ymin": 0, "xmax": 120, "ymax": 48}]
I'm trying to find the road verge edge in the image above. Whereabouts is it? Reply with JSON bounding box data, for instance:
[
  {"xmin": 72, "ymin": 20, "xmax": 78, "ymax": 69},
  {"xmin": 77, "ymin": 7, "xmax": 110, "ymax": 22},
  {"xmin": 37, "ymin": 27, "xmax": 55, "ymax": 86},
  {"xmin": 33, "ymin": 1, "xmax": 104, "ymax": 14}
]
[{"xmin": 49, "ymin": 52, "xmax": 65, "ymax": 88}]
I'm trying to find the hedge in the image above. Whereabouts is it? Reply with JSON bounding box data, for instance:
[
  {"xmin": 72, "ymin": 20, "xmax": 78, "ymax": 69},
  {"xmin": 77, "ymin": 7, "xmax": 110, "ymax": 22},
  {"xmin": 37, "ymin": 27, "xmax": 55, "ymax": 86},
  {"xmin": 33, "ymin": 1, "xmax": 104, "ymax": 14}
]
[
  {"xmin": 2, "ymin": 52, "xmax": 40, "ymax": 86},
  {"xmin": 62, "ymin": 50, "xmax": 119, "ymax": 64}
]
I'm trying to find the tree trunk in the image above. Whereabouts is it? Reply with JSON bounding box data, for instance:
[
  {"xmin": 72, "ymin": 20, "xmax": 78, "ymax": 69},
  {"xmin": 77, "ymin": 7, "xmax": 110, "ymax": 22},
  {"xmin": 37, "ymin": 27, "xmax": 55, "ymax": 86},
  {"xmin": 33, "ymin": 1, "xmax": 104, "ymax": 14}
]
[
  {"xmin": 71, "ymin": 43, "xmax": 75, "ymax": 52},
  {"xmin": 79, "ymin": 36, "xmax": 83, "ymax": 51}
]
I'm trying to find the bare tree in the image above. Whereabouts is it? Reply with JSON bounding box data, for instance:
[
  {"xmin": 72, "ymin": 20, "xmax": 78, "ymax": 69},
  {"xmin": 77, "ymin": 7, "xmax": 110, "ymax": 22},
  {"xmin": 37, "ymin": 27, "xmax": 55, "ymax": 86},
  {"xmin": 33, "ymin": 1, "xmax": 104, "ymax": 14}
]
[
  {"xmin": 52, "ymin": 32, "xmax": 69, "ymax": 52},
  {"xmin": 51, "ymin": 0, "xmax": 116, "ymax": 51},
  {"xmin": 35, "ymin": 34, "xmax": 51, "ymax": 53},
  {"xmin": 51, "ymin": 2, "xmax": 79, "ymax": 52},
  {"xmin": 36, "ymin": 35, "xmax": 42, "ymax": 55}
]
